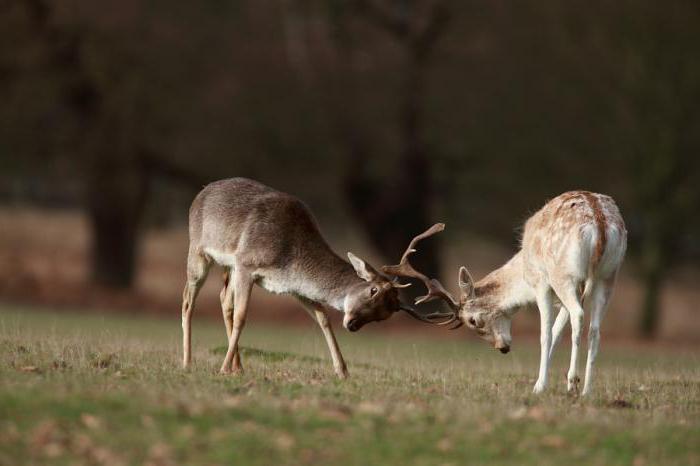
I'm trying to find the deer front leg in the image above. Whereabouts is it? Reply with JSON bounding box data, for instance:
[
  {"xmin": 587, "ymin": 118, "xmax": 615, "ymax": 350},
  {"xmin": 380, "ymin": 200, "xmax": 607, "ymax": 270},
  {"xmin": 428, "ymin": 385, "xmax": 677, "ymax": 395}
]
[
  {"xmin": 533, "ymin": 286, "xmax": 555, "ymax": 394},
  {"xmin": 303, "ymin": 304, "xmax": 348, "ymax": 379},
  {"xmin": 220, "ymin": 269, "xmax": 253, "ymax": 375}
]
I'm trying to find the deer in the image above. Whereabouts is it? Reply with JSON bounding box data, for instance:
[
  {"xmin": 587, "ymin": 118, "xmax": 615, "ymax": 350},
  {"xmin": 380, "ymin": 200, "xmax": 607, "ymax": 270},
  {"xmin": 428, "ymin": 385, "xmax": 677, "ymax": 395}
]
[
  {"xmin": 385, "ymin": 191, "xmax": 627, "ymax": 395},
  {"xmin": 181, "ymin": 177, "xmax": 432, "ymax": 378}
]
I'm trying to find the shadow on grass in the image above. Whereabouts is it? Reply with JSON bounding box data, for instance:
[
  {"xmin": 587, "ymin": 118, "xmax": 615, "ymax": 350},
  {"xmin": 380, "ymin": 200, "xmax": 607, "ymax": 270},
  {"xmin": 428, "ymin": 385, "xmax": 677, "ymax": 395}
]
[
  {"xmin": 210, "ymin": 346, "xmax": 375, "ymax": 369},
  {"xmin": 210, "ymin": 346, "xmax": 325, "ymax": 364}
]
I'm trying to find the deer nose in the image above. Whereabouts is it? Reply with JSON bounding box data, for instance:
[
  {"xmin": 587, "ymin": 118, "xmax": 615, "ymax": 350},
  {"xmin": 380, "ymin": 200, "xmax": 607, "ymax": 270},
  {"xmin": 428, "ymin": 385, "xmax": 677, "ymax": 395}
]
[
  {"xmin": 495, "ymin": 339, "xmax": 511, "ymax": 354},
  {"xmin": 346, "ymin": 319, "xmax": 360, "ymax": 332}
]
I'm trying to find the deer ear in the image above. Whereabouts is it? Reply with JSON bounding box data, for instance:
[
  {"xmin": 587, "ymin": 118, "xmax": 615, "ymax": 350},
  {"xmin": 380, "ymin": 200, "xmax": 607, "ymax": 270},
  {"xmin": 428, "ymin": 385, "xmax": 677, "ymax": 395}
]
[
  {"xmin": 347, "ymin": 252, "xmax": 378, "ymax": 282},
  {"xmin": 458, "ymin": 266, "xmax": 475, "ymax": 300}
]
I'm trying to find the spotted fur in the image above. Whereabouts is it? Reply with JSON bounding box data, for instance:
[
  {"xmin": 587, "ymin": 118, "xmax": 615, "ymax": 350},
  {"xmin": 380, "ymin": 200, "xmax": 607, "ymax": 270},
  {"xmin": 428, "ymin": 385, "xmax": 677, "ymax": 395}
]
[{"xmin": 459, "ymin": 191, "xmax": 627, "ymax": 395}]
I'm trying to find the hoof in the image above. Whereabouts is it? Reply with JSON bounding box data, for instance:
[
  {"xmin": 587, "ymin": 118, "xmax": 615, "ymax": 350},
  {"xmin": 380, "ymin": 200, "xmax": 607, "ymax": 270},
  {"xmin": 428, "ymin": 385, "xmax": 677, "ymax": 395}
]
[
  {"xmin": 567, "ymin": 375, "xmax": 581, "ymax": 393},
  {"xmin": 532, "ymin": 381, "xmax": 546, "ymax": 394}
]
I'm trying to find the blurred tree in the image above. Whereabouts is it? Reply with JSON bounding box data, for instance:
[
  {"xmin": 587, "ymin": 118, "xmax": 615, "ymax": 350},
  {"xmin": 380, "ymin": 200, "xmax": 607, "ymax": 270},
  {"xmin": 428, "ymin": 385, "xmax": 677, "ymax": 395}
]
[
  {"xmin": 430, "ymin": 0, "xmax": 700, "ymax": 337},
  {"xmin": 1, "ymin": 0, "xmax": 698, "ymax": 334},
  {"xmin": 555, "ymin": 0, "xmax": 700, "ymax": 337},
  {"xmin": 291, "ymin": 0, "xmax": 453, "ymax": 285},
  {"xmin": 1, "ymin": 0, "xmax": 207, "ymax": 288},
  {"xmin": 341, "ymin": 0, "xmax": 451, "ymax": 282},
  {"xmin": 611, "ymin": 1, "xmax": 700, "ymax": 338}
]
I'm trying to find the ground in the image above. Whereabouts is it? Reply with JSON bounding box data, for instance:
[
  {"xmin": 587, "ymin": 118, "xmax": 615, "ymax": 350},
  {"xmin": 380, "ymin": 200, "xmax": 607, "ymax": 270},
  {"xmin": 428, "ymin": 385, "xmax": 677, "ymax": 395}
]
[{"xmin": 0, "ymin": 306, "xmax": 698, "ymax": 465}]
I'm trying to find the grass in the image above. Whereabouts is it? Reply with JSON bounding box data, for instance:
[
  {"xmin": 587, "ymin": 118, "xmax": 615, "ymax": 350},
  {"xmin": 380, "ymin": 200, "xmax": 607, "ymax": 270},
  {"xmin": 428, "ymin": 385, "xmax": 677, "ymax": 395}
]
[{"xmin": 0, "ymin": 305, "xmax": 698, "ymax": 466}]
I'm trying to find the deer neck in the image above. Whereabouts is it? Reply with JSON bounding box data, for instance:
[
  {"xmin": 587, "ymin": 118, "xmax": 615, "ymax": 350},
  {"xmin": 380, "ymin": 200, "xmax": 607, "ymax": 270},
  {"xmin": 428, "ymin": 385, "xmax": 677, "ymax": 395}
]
[
  {"xmin": 472, "ymin": 252, "xmax": 534, "ymax": 317},
  {"xmin": 292, "ymin": 246, "xmax": 362, "ymax": 312}
]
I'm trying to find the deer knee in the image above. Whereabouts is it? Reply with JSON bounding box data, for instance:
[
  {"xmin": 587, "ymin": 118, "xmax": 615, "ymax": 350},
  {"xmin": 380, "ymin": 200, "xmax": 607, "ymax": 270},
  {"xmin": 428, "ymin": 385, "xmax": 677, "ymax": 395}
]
[
  {"xmin": 568, "ymin": 307, "xmax": 584, "ymax": 328},
  {"xmin": 588, "ymin": 325, "xmax": 600, "ymax": 343},
  {"xmin": 316, "ymin": 313, "xmax": 330, "ymax": 328},
  {"xmin": 181, "ymin": 296, "xmax": 192, "ymax": 317},
  {"xmin": 232, "ymin": 314, "xmax": 247, "ymax": 330}
]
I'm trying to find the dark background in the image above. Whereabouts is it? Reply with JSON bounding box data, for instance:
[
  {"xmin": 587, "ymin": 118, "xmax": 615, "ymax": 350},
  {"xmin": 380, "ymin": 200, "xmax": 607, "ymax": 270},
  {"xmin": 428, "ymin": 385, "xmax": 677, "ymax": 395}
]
[{"xmin": 1, "ymin": 0, "xmax": 698, "ymax": 341}]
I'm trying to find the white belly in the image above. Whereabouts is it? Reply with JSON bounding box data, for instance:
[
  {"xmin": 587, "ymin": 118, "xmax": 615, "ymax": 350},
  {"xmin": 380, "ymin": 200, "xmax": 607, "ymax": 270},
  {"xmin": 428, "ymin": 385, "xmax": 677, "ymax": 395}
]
[{"xmin": 203, "ymin": 248, "xmax": 237, "ymax": 267}]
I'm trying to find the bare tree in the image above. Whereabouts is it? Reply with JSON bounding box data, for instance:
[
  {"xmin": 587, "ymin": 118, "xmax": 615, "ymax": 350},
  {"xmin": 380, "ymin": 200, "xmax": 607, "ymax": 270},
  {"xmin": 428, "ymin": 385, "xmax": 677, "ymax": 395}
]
[
  {"xmin": 556, "ymin": 0, "xmax": 700, "ymax": 337},
  {"xmin": 4, "ymin": 0, "xmax": 207, "ymax": 288},
  {"xmin": 341, "ymin": 0, "xmax": 451, "ymax": 281},
  {"xmin": 289, "ymin": 0, "xmax": 452, "ymax": 280}
]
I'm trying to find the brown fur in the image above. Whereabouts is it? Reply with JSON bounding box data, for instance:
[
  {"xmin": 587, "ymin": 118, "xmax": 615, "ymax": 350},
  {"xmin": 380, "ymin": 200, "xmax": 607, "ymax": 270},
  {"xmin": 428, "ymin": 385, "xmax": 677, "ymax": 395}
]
[
  {"xmin": 474, "ymin": 281, "xmax": 500, "ymax": 298},
  {"xmin": 181, "ymin": 177, "xmax": 406, "ymax": 378}
]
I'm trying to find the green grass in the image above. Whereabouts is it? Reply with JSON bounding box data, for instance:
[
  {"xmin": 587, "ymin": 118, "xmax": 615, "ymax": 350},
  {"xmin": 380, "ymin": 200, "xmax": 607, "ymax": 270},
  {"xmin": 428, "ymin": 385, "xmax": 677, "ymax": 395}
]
[{"xmin": 0, "ymin": 306, "xmax": 698, "ymax": 466}]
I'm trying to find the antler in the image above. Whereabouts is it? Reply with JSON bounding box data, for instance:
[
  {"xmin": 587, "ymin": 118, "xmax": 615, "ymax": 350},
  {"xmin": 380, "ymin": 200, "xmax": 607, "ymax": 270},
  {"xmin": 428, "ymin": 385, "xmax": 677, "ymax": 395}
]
[{"xmin": 382, "ymin": 223, "xmax": 463, "ymax": 329}]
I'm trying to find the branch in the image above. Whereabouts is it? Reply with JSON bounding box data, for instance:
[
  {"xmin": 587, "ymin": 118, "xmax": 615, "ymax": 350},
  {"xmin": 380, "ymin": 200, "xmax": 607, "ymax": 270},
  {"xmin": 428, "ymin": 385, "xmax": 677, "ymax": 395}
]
[
  {"xmin": 352, "ymin": 0, "xmax": 450, "ymax": 59},
  {"xmin": 412, "ymin": 1, "xmax": 451, "ymax": 60},
  {"xmin": 139, "ymin": 149, "xmax": 209, "ymax": 191},
  {"xmin": 352, "ymin": 0, "xmax": 410, "ymax": 41}
]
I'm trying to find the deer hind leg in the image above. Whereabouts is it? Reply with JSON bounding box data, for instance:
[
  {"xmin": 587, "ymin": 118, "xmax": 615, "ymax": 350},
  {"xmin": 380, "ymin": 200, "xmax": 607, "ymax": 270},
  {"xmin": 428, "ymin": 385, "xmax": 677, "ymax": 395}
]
[
  {"xmin": 552, "ymin": 279, "xmax": 586, "ymax": 393},
  {"xmin": 219, "ymin": 269, "xmax": 240, "ymax": 369},
  {"xmin": 303, "ymin": 303, "xmax": 348, "ymax": 379},
  {"xmin": 182, "ymin": 250, "xmax": 211, "ymax": 369},
  {"xmin": 582, "ymin": 277, "xmax": 614, "ymax": 396},
  {"xmin": 533, "ymin": 286, "xmax": 555, "ymax": 394},
  {"xmin": 549, "ymin": 305, "xmax": 569, "ymax": 359},
  {"xmin": 220, "ymin": 268, "xmax": 253, "ymax": 374}
]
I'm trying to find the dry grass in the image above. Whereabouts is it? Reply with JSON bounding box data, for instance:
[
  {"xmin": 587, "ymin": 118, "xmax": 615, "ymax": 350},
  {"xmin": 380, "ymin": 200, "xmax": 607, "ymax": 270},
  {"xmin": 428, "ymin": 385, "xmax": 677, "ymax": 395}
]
[{"xmin": 1, "ymin": 305, "xmax": 699, "ymax": 465}]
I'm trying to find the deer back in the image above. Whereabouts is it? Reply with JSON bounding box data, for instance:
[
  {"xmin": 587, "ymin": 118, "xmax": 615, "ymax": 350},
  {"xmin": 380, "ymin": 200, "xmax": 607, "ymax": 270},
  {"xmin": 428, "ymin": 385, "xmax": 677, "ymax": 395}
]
[
  {"xmin": 521, "ymin": 191, "xmax": 627, "ymax": 283},
  {"xmin": 190, "ymin": 178, "xmax": 355, "ymax": 284}
]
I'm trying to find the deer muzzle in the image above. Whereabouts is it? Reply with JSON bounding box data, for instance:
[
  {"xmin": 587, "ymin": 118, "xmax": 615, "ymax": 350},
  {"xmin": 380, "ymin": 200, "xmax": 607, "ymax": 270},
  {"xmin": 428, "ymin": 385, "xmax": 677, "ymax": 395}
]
[{"xmin": 495, "ymin": 337, "xmax": 511, "ymax": 354}]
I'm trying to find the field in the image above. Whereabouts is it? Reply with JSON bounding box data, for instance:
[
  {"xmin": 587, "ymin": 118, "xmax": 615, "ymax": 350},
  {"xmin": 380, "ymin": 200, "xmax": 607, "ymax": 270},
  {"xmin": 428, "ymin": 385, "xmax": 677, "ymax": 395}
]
[{"xmin": 1, "ymin": 306, "xmax": 698, "ymax": 466}]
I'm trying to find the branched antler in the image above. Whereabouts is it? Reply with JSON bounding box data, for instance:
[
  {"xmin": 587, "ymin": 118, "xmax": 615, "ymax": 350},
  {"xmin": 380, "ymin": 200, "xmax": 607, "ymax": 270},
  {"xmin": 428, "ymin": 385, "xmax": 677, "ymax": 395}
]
[{"xmin": 382, "ymin": 223, "xmax": 463, "ymax": 328}]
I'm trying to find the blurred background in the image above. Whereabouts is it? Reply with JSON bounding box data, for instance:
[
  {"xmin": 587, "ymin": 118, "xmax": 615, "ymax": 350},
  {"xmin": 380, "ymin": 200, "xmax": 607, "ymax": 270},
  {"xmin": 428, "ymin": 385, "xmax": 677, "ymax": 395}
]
[{"xmin": 1, "ymin": 0, "xmax": 698, "ymax": 343}]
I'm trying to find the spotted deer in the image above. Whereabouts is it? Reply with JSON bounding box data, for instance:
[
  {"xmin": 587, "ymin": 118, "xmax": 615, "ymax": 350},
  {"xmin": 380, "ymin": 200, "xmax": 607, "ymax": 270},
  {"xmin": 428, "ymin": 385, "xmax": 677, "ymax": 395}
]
[
  {"xmin": 389, "ymin": 192, "xmax": 627, "ymax": 395},
  {"xmin": 181, "ymin": 178, "xmax": 429, "ymax": 377}
]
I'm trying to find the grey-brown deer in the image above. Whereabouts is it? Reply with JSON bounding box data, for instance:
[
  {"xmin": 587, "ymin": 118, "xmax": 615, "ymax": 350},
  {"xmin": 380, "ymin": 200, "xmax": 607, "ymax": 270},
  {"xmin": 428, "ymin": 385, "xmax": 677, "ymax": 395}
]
[
  {"xmin": 388, "ymin": 192, "xmax": 627, "ymax": 395},
  {"xmin": 181, "ymin": 178, "xmax": 431, "ymax": 377}
]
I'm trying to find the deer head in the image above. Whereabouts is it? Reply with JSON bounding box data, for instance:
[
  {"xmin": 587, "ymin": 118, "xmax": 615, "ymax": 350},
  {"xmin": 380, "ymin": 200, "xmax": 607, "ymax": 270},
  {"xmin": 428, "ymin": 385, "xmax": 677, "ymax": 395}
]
[
  {"xmin": 456, "ymin": 267, "xmax": 512, "ymax": 353},
  {"xmin": 341, "ymin": 252, "xmax": 408, "ymax": 332},
  {"xmin": 343, "ymin": 224, "xmax": 460, "ymax": 332}
]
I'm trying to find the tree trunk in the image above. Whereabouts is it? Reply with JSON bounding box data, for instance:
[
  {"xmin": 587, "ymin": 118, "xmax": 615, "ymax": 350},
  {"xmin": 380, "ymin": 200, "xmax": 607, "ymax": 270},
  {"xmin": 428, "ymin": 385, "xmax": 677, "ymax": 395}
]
[
  {"xmin": 344, "ymin": 151, "xmax": 439, "ymax": 277},
  {"xmin": 86, "ymin": 156, "xmax": 148, "ymax": 289},
  {"xmin": 343, "ymin": 53, "xmax": 439, "ymax": 280},
  {"xmin": 637, "ymin": 219, "xmax": 669, "ymax": 339},
  {"xmin": 639, "ymin": 263, "xmax": 662, "ymax": 339}
]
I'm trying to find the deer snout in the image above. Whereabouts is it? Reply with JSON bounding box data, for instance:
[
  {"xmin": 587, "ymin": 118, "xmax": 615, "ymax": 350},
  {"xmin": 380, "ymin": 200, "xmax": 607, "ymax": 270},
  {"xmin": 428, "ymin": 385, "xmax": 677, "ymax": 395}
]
[
  {"xmin": 344, "ymin": 316, "xmax": 362, "ymax": 332},
  {"xmin": 495, "ymin": 337, "xmax": 511, "ymax": 354}
]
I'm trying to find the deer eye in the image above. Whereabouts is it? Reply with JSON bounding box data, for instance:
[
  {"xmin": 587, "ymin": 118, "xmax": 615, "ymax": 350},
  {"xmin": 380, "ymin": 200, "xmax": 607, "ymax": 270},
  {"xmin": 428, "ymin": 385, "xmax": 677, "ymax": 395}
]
[
  {"xmin": 468, "ymin": 317, "xmax": 477, "ymax": 327},
  {"xmin": 370, "ymin": 286, "xmax": 378, "ymax": 297}
]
